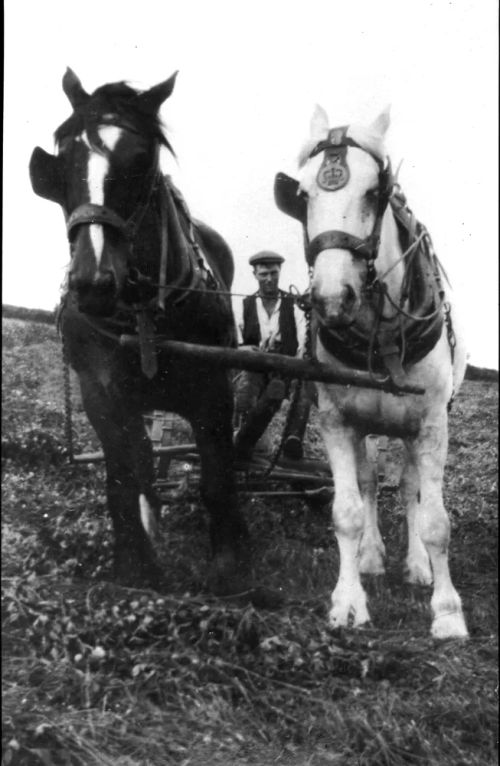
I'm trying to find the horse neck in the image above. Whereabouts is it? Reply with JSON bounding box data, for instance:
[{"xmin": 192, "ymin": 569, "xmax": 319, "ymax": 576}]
[
  {"xmin": 376, "ymin": 209, "xmax": 406, "ymax": 304},
  {"xmin": 133, "ymin": 179, "xmax": 193, "ymax": 288}
]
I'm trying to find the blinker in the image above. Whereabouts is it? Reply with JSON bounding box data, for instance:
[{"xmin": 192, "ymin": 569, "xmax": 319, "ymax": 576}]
[{"xmin": 274, "ymin": 172, "xmax": 307, "ymax": 223}]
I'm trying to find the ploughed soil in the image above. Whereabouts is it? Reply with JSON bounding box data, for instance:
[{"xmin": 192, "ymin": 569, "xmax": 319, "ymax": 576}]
[{"xmin": 2, "ymin": 318, "xmax": 498, "ymax": 766}]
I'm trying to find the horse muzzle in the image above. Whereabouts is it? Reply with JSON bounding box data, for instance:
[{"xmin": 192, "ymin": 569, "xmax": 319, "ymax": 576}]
[
  {"xmin": 311, "ymin": 284, "xmax": 358, "ymax": 329},
  {"xmin": 68, "ymin": 269, "xmax": 118, "ymax": 316}
]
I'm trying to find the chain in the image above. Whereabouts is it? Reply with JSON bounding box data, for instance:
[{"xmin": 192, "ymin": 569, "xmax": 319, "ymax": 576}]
[
  {"xmin": 443, "ymin": 300, "xmax": 457, "ymax": 413},
  {"xmin": 61, "ymin": 330, "xmax": 74, "ymax": 463},
  {"xmin": 443, "ymin": 301, "xmax": 456, "ymax": 364},
  {"xmin": 125, "ymin": 277, "xmax": 305, "ymax": 303},
  {"xmin": 302, "ymin": 269, "xmax": 314, "ymax": 365},
  {"xmin": 259, "ymin": 379, "xmax": 302, "ymax": 479}
]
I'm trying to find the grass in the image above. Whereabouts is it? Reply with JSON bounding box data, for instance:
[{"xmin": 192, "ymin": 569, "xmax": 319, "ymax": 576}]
[{"xmin": 1, "ymin": 318, "xmax": 498, "ymax": 765}]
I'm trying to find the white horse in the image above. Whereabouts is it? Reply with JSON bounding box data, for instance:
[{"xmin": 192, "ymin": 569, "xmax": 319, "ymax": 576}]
[{"xmin": 275, "ymin": 106, "xmax": 468, "ymax": 638}]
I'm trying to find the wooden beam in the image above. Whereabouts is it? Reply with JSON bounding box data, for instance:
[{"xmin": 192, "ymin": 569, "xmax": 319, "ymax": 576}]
[
  {"xmin": 72, "ymin": 443, "xmax": 197, "ymax": 464},
  {"xmin": 119, "ymin": 336, "xmax": 425, "ymax": 395}
]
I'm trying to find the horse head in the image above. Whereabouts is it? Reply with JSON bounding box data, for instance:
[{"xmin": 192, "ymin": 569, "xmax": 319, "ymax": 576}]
[
  {"xmin": 296, "ymin": 106, "xmax": 396, "ymax": 332},
  {"xmin": 29, "ymin": 69, "xmax": 178, "ymax": 316}
]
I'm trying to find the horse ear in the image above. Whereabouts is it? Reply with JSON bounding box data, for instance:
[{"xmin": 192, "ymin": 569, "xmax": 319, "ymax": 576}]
[
  {"xmin": 134, "ymin": 71, "xmax": 179, "ymax": 113},
  {"xmin": 370, "ymin": 105, "xmax": 391, "ymax": 137},
  {"xmin": 29, "ymin": 147, "xmax": 65, "ymax": 205},
  {"xmin": 62, "ymin": 68, "xmax": 90, "ymax": 109},
  {"xmin": 310, "ymin": 105, "xmax": 329, "ymax": 141}
]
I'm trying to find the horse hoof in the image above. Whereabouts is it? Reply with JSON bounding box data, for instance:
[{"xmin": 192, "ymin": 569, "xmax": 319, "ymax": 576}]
[
  {"xmin": 207, "ymin": 550, "xmax": 251, "ymax": 596},
  {"xmin": 114, "ymin": 557, "xmax": 163, "ymax": 590},
  {"xmin": 431, "ymin": 611, "xmax": 469, "ymax": 640}
]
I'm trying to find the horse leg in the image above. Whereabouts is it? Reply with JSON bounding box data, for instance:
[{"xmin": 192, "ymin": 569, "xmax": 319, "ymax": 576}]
[
  {"xmin": 405, "ymin": 414, "xmax": 467, "ymax": 638},
  {"xmin": 400, "ymin": 445, "xmax": 433, "ymax": 585},
  {"xmin": 234, "ymin": 374, "xmax": 284, "ymax": 459},
  {"xmin": 127, "ymin": 416, "xmax": 163, "ymax": 542},
  {"xmin": 357, "ymin": 436, "xmax": 385, "ymax": 576},
  {"xmin": 189, "ymin": 379, "xmax": 251, "ymax": 595},
  {"xmin": 78, "ymin": 373, "xmax": 161, "ymax": 587},
  {"xmin": 319, "ymin": 413, "xmax": 370, "ymax": 627}
]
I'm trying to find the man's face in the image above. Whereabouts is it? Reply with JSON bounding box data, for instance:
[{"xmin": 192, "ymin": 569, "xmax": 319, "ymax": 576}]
[{"xmin": 254, "ymin": 264, "xmax": 281, "ymax": 297}]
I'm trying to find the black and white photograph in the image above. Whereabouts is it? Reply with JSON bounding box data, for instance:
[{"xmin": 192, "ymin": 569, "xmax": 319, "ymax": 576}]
[{"xmin": 3, "ymin": 1, "xmax": 498, "ymax": 764}]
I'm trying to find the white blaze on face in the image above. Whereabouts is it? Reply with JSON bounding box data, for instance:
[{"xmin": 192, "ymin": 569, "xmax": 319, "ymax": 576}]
[{"xmin": 84, "ymin": 126, "xmax": 123, "ymax": 266}]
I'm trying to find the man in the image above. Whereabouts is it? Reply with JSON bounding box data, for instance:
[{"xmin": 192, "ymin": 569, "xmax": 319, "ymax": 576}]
[{"xmin": 234, "ymin": 251, "xmax": 311, "ymax": 460}]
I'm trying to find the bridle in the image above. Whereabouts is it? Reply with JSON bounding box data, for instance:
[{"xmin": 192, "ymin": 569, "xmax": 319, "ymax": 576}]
[
  {"xmin": 63, "ymin": 133, "xmax": 197, "ymax": 312},
  {"xmin": 303, "ymin": 127, "xmax": 394, "ymax": 284},
  {"xmin": 61, "ymin": 126, "xmax": 213, "ymax": 377},
  {"xmin": 274, "ymin": 126, "xmax": 449, "ymax": 387},
  {"xmin": 65, "ymin": 141, "xmax": 162, "ymax": 250}
]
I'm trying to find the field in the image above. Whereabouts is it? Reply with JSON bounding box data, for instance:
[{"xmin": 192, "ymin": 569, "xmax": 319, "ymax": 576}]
[{"xmin": 2, "ymin": 318, "xmax": 498, "ymax": 766}]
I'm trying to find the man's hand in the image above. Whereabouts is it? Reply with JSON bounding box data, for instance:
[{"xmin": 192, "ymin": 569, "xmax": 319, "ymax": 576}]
[{"xmin": 239, "ymin": 344, "xmax": 260, "ymax": 352}]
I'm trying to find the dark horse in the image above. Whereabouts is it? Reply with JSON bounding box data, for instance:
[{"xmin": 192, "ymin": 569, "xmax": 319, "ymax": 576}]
[{"xmin": 29, "ymin": 69, "xmax": 250, "ymax": 593}]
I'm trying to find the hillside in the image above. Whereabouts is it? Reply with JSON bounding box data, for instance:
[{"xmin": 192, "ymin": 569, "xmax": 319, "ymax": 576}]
[{"xmin": 2, "ymin": 318, "xmax": 498, "ymax": 766}]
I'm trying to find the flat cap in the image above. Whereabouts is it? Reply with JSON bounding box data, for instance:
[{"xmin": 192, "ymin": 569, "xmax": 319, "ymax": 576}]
[{"xmin": 249, "ymin": 250, "xmax": 285, "ymax": 266}]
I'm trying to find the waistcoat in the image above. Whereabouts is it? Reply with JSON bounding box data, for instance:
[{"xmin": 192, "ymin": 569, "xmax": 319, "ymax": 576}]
[{"xmin": 242, "ymin": 291, "xmax": 298, "ymax": 356}]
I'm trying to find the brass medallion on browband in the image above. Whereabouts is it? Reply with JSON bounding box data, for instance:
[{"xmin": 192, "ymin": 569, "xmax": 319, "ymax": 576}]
[
  {"xmin": 313, "ymin": 127, "xmax": 352, "ymax": 191},
  {"xmin": 317, "ymin": 146, "xmax": 350, "ymax": 191}
]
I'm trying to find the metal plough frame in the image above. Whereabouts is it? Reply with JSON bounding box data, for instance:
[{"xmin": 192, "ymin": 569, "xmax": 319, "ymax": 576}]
[{"xmin": 3, "ymin": 304, "xmax": 405, "ymax": 501}]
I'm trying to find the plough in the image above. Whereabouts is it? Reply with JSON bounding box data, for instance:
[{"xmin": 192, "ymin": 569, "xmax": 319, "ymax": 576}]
[{"xmin": 3, "ymin": 303, "xmax": 416, "ymax": 501}]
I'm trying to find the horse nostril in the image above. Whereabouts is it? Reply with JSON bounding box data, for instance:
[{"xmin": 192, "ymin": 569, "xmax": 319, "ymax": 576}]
[
  {"xmin": 341, "ymin": 284, "xmax": 356, "ymax": 310},
  {"xmin": 94, "ymin": 270, "xmax": 115, "ymax": 291},
  {"xmin": 68, "ymin": 269, "xmax": 115, "ymax": 294}
]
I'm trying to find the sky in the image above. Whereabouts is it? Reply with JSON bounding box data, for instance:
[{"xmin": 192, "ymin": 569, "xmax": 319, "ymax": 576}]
[{"xmin": 3, "ymin": 0, "xmax": 498, "ymax": 368}]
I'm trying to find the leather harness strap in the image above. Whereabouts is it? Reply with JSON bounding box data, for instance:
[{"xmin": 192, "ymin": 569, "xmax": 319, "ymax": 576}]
[
  {"xmin": 66, "ymin": 203, "xmax": 131, "ymax": 238},
  {"xmin": 66, "ymin": 145, "xmax": 161, "ymax": 245},
  {"xmin": 305, "ymin": 129, "xmax": 393, "ymax": 269},
  {"xmin": 297, "ymin": 129, "xmax": 447, "ymax": 384},
  {"xmin": 63, "ymin": 140, "xmax": 212, "ymax": 378},
  {"xmin": 307, "ymin": 231, "xmax": 373, "ymax": 263}
]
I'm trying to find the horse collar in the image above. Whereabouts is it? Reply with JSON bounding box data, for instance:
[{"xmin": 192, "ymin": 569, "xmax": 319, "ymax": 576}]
[{"xmin": 315, "ymin": 213, "xmax": 446, "ymax": 383}]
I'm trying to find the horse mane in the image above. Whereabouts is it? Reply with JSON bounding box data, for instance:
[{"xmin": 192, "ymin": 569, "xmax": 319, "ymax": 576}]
[{"xmin": 54, "ymin": 81, "xmax": 174, "ymax": 155}]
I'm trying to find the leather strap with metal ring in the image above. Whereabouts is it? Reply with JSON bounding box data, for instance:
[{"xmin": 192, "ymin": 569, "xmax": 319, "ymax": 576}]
[
  {"xmin": 66, "ymin": 203, "xmax": 131, "ymax": 239},
  {"xmin": 307, "ymin": 230, "xmax": 374, "ymax": 265},
  {"xmin": 309, "ymin": 128, "xmax": 385, "ymax": 171}
]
